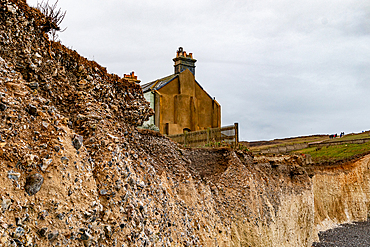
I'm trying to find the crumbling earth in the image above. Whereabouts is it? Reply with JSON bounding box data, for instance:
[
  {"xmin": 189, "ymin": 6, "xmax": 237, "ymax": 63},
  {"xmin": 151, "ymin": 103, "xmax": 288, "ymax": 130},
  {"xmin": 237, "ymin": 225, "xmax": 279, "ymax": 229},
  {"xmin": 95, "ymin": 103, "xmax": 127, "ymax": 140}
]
[{"xmin": 0, "ymin": 1, "xmax": 317, "ymax": 246}]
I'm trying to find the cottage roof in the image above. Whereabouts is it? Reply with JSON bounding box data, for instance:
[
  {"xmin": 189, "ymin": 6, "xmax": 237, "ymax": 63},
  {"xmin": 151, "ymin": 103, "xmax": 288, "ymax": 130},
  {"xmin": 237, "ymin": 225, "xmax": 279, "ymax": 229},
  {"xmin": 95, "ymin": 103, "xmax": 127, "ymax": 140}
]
[
  {"xmin": 141, "ymin": 74, "xmax": 178, "ymax": 93},
  {"xmin": 140, "ymin": 72, "xmax": 218, "ymax": 105}
]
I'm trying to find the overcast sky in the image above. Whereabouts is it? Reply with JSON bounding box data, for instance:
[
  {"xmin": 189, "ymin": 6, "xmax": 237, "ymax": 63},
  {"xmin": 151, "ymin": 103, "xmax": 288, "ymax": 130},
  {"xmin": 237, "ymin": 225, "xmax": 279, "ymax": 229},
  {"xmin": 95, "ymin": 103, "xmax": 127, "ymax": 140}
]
[{"xmin": 27, "ymin": 0, "xmax": 370, "ymax": 141}]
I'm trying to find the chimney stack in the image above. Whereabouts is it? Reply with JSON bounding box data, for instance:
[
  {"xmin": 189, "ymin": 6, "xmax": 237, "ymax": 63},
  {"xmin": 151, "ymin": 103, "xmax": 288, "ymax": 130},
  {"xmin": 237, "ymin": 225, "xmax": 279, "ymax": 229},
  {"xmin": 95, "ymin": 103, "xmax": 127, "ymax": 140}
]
[
  {"xmin": 123, "ymin": 71, "xmax": 141, "ymax": 84},
  {"xmin": 173, "ymin": 47, "xmax": 197, "ymax": 76}
]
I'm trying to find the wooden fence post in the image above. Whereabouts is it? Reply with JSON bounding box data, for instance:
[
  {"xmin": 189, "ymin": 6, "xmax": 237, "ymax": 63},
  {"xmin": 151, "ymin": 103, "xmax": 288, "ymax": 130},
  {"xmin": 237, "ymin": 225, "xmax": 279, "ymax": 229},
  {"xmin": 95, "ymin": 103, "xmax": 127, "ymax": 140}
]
[
  {"xmin": 207, "ymin": 128, "xmax": 210, "ymax": 146},
  {"xmin": 234, "ymin": 123, "xmax": 239, "ymax": 148},
  {"xmin": 184, "ymin": 131, "xmax": 188, "ymax": 147}
]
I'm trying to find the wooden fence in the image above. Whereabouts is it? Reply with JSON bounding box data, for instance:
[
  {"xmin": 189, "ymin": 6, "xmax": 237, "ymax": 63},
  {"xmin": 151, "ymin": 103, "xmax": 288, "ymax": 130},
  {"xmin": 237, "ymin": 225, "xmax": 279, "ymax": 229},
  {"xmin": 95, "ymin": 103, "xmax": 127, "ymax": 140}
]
[{"xmin": 168, "ymin": 123, "xmax": 239, "ymax": 148}]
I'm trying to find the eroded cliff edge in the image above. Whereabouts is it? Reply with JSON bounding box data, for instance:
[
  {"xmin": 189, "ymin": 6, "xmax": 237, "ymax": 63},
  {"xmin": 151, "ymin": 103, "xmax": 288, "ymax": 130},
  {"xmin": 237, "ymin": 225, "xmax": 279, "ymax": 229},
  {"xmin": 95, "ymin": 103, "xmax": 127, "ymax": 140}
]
[
  {"xmin": 0, "ymin": 1, "xmax": 369, "ymax": 246},
  {"xmin": 310, "ymin": 155, "xmax": 370, "ymax": 234}
]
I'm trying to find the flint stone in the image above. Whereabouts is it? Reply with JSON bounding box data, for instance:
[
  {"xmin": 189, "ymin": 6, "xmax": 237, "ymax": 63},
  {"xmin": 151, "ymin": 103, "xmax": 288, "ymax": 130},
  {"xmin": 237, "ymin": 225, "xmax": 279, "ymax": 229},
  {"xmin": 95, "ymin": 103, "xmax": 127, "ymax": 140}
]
[
  {"xmin": 27, "ymin": 82, "xmax": 39, "ymax": 90},
  {"xmin": 12, "ymin": 239, "xmax": 22, "ymax": 246},
  {"xmin": 40, "ymin": 158, "xmax": 52, "ymax": 172},
  {"xmin": 79, "ymin": 229, "xmax": 92, "ymax": 241},
  {"xmin": 99, "ymin": 189, "xmax": 108, "ymax": 195},
  {"xmin": 29, "ymin": 63, "xmax": 37, "ymax": 70},
  {"xmin": 8, "ymin": 170, "xmax": 20, "ymax": 180},
  {"xmin": 61, "ymin": 156, "xmax": 69, "ymax": 164},
  {"xmin": 47, "ymin": 230, "xmax": 59, "ymax": 242},
  {"xmin": 7, "ymin": 5, "xmax": 17, "ymax": 14},
  {"xmin": 72, "ymin": 135, "xmax": 83, "ymax": 150},
  {"xmin": 80, "ymin": 232, "xmax": 91, "ymax": 241},
  {"xmin": 37, "ymin": 227, "xmax": 48, "ymax": 237},
  {"xmin": 56, "ymin": 213, "xmax": 64, "ymax": 220},
  {"xmin": 28, "ymin": 104, "xmax": 38, "ymax": 116},
  {"xmin": 43, "ymin": 83, "xmax": 51, "ymax": 90},
  {"xmin": 41, "ymin": 121, "xmax": 49, "ymax": 129},
  {"xmin": 38, "ymin": 210, "xmax": 49, "ymax": 220},
  {"xmin": 1, "ymin": 198, "xmax": 12, "ymax": 211},
  {"xmin": 14, "ymin": 227, "xmax": 25, "ymax": 238},
  {"xmin": 25, "ymin": 173, "xmax": 44, "ymax": 196},
  {"xmin": 0, "ymin": 103, "xmax": 6, "ymax": 111}
]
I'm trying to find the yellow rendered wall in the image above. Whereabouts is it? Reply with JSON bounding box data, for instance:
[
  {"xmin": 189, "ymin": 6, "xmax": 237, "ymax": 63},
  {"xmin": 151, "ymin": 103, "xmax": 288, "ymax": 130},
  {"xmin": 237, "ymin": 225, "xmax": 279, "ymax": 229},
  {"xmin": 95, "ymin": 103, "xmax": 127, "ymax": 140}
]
[{"xmin": 156, "ymin": 69, "xmax": 221, "ymax": 135}]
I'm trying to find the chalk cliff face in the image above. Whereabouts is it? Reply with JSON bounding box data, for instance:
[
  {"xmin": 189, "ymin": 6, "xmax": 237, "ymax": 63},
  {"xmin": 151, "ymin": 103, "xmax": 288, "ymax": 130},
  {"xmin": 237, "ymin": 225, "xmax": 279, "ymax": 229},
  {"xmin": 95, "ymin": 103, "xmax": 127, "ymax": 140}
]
[
  {"xmin": 1, "ymin": 1, "xmax": 370, "ymax": 246},
  {"xmin": 313, "ymin": 155, "xmax": 370, "ymax": 233}
]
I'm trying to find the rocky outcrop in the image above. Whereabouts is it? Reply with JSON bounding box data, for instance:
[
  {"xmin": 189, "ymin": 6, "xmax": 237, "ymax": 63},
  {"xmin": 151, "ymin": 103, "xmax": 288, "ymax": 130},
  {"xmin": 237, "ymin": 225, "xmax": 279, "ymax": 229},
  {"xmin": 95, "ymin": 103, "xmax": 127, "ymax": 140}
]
[{"xmin": 1, "ymin": 1, "xmax": 370, "ymax": 246}]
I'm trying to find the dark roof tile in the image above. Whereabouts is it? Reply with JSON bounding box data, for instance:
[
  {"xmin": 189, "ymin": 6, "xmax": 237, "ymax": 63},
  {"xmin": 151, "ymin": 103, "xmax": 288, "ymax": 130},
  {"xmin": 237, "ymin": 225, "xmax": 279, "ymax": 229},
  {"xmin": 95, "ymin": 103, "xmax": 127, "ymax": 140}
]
[{"xmin": 141, "ymin": 74, "xmax": 177, "ymax": 93}]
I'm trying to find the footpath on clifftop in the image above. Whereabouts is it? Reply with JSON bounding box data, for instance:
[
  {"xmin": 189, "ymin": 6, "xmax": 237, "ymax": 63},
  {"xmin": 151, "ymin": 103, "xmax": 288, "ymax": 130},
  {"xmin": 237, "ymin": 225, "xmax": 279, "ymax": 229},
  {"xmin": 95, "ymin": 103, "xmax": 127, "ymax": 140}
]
[{"xmin": 1, "ymin": 1, "xmax": 370, "ymax": 247}]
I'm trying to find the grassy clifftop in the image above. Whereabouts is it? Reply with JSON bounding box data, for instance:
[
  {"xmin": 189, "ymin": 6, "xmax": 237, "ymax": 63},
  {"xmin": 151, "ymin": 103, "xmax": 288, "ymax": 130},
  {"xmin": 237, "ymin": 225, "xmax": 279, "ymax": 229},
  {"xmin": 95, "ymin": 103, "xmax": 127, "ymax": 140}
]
[{"xmin": 245, "ymin": 131, "xmax": 370, "ymax": 163}]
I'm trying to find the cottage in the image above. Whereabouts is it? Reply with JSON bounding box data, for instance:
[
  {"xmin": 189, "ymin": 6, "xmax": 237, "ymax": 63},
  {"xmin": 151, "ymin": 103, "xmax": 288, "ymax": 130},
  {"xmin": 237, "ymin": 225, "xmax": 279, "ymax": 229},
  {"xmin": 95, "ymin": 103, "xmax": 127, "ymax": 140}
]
[{"xmin": 141, "ymin": 47, "xmax": 221, "ymax": 135}]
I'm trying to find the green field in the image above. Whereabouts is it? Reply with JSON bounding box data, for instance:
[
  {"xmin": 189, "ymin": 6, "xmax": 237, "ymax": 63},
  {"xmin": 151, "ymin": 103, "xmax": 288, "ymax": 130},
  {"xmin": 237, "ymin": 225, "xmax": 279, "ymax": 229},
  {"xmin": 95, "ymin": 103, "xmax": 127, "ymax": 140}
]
[
  {"xmin": 324, "ymin": 132, "xmax": 370, "ymax": 142},
  {"xmin": 294, "ymin": 141, "xmax": 370, "ymax": 163},
  {"xmin": 245, "ymin": 130, "xmax": 370, "ymax": 163}
]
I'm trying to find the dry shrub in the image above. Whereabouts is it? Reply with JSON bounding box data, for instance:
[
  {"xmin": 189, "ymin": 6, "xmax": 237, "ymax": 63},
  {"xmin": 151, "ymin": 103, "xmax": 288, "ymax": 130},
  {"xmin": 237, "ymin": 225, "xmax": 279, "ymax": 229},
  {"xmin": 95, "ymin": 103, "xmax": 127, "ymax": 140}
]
[{"xmin": 37, "ymin": 0, "xmax": 66, "ymax": 41}]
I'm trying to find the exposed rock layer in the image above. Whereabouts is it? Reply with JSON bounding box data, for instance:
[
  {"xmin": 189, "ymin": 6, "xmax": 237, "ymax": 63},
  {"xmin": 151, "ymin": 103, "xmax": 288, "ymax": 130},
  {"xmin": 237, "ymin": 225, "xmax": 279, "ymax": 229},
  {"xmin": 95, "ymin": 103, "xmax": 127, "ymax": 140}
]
[{"xmin": 313, "ymin": 155, "xmax": 370, "ymax": 233}]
